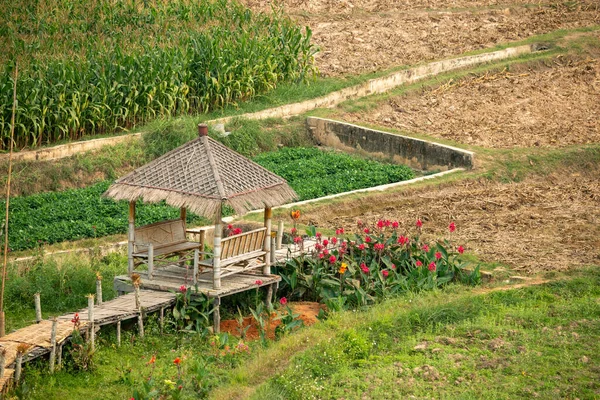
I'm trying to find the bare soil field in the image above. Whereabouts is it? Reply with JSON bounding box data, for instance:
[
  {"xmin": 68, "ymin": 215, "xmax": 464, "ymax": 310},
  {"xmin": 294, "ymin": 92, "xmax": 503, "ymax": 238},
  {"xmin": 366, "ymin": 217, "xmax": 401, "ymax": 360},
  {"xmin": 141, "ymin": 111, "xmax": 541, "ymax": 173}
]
[
  {"xmin": 243, "ymin": 0, "xmax": 599, "ymax": 76},
  {"xmin": 300, "ymin": 163, "xmax": 600, "ymax": 274},
  {"xmin": 340, "ymin": 54, "xmax": 600, "ymax": 148}
]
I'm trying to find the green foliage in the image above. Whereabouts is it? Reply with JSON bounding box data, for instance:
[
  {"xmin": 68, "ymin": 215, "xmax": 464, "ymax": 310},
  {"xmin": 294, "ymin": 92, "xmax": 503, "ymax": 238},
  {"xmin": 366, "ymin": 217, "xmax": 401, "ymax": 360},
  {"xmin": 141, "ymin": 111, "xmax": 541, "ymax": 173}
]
[
  {"xmin": 170, "ymin": 288, "xmax": 213, "ymax": 333},
  {"xmin": 0, "ymin": 0, "xmax": 317, "ymax": 149},
  {"xmin": 253, "ymin": 147, "xmax": 415, "ymax": 200},
  {"xmin": 1, "ymin": 181, "xmax": 208, "ymax": 251}
]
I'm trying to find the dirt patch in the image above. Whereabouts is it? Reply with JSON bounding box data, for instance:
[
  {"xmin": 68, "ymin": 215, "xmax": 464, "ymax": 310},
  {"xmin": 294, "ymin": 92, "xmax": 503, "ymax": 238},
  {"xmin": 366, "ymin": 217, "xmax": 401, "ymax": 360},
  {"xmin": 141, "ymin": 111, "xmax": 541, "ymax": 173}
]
[
  {"xmin": 298, "ymin": 165, "xmax": 600, "ymax": 274},
  {"xmin": 243, "ymin": 0, "xmax": 599, "ymax": 76},
  {"xmin": 220, "ymin": 302, "xmax": 323, "ymax": 340},
  {"xmin": 340, "ymin": 55, "xmax": 600, "ymax": 148}
]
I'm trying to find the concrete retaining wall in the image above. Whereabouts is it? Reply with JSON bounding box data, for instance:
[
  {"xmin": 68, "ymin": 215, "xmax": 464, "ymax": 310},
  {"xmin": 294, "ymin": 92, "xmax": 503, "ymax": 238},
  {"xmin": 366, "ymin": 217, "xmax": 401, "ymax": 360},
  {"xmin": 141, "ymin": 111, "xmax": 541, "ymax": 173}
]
[{"xmin": 307, "ymin": 117, "xmax": 474, "ymax": 171}]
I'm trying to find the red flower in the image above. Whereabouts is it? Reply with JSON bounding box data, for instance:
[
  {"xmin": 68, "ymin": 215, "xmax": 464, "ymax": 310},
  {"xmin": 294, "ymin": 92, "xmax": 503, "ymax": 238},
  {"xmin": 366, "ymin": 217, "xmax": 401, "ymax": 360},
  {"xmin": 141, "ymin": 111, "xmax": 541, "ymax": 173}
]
[
  {"xmin": 318, "ymin": 253, "xmax": 325, "ymax": 259},
  {"xmin": 316, "ymin": 232, "xmax": 322, "ymax": 239},
  {"xmin": 397, "ymin": 235, "xmax": 409, "ymax": 245},
  {"xmin": 365, "ymin": 236, "xmax": 372, "ymax": 243},
  {"xmin": 232, "ymin": 228, "xmax": 242, "ymax": 235},
  {"xmin": 329, "ymin": 255, "xmax": 337, "ymax": 264},
  {"xmin": 360, "ymin": 263, "xmax": 369, "ymax": 273},
  {"xmin": 179, "ymin": 285, "xmax": 187, "ymax": 293},
  {"xmin": 422, "ymin": 244, "xmax": 429, "ymax": 252},
  {"xmin": 458, "ymin": 245, "xmax": 465, "ymax": 254},
  {"xmin": 71, "ymin": 313, "xmax": 80, "ymax": 325},
  {"xmin": 173, "ymin": 357, "xmax": 181, "ymax": 365},
  {"xmin": 358, "ymin": 244, "xmax": 366, "ymax": 251},
  {"xmin": 448, "ymin": 222, "xmax": 456, "ymax": 233},
  {"xmin": 279, "ymin": 297, "xmax": 287, "ymax": 306},
  {"xmin": 323, "ymin": 249, "xmax": 329, "ymax": 256},
  {"xmin": 391, "ymin": 264, "xmax": 396, "ymax": 269},
  {"xmin": 377, "ymin": 220, "xmax": 384, "ymax": 229},
  {"xmin": 435, "ymin": 251, "xmax": 442, "ymax": 260},
  {"xmin": 323, "ymin": 239, "xmax": 329, "ymax": 246},
  {"xmin": 294, "ymin": 236, "xmax": 303, "ymax": 244},
  {"xmin": 374, "ymin": 243, "xmax": 385, "ymax": 252},
  {"xmin": 227, "ymin": 224, "xmax": 233, "ymax": 230},
  {"xmin": 291, "ymin": 227, "xmax": 297, "ymax": 235},
  {"xmin": 416, "ymin": 260, "xmax": 423, "ymax": 267},
  {"xmin": 382, "ymin": 270, "xmax": 389, "ymax": 278},
  {"xmin": 335, "ymin": 228, "xmax": 344, "ymax": 235},
  {"xmin": 331, "ymin": 237, "xmax": 338, "ymax": 245},
  {"xmin": 363, "ymin": 228, "xmax": 370, "ymax": 234},
  {"xmin": 392, "ymin": 221, "xmax": 399, "ymax": 229},
  {"xmin": 416, "ymin": 219, "xmax": 423, "ymax": 228},
  {"xmin": 428, "ymin": 262, "xmax": 436, "ymax": 272},
  {"xmin": 255, "ymin": 280, "xmax": 263, "ymax": 286},
  {"xmin": 315, "ymin": 243, "xmax": 323, "ymax": 251}
]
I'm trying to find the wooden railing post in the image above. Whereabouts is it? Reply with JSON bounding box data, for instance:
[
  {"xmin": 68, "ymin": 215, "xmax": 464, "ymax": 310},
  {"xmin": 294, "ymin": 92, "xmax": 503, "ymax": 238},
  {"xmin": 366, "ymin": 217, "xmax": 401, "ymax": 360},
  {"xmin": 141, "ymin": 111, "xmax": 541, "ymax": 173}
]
[
  {"xmin": 128, "ymin": 201, "xmax": 136, "ymax": 275},
  {"xmin": 263, "ymin": 207, "xmax": 272, "ymax": 275},
  {"xmin": 49, "ymin": 317, "xmax": 58, "ymax": 373},
  {"xmin": 34, "ymin": 293, "xmax": 42, "ymax": 323},
  {"xmin": 213, "ymin": 208, "xmax": 222, "ymax": 290},
  {"xmin": 87, "ymin": 295, "xmax": 95, "ymax": 352},
  {"xmin": 276, "ymin": 220, "xmax": 284, "ymax": 250}
]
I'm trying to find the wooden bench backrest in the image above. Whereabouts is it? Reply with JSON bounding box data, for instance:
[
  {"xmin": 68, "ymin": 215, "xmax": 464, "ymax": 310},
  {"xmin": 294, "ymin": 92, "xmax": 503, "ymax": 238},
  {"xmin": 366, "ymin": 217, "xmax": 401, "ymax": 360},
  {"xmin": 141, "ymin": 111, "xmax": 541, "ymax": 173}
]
[
  {"xmin": 135, "ymin": 219, "xmax": 186, "ymax": 246},
  {"xmin": 221, "ymin": 227, "xmax": 266, "ymax": 260}
]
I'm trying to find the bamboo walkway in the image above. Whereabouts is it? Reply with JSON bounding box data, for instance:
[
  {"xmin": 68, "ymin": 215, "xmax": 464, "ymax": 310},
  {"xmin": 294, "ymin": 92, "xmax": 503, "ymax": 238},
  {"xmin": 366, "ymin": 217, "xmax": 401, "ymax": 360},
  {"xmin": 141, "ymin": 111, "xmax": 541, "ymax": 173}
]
[{"xmin": 0, "ymin": 290, "xmax": 176, "ymax": 392}]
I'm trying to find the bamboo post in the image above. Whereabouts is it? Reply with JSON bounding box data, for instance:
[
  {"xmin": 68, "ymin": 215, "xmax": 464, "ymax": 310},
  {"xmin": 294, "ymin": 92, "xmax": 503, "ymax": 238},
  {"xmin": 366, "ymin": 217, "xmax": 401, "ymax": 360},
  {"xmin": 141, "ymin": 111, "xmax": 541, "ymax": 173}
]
[
  {"xmin": 193, "ymin": 249, "xmax": 199, "ymax": 285},
  {"xmin": 266, "ymin": 284, "xmax": 273, "ymax": 309},
  {"xmin": 263, "ymin": 207, "xmax": 272, "ymax": 274},
  {"xmin": 96, "ymin": 278, "xmax": 103, "ymax": 305},
  {"xmin": 34, "ymin": 293, "xmax": 42, "ymax": 323},
  {"xmin": 0, "ymin": 64, "xmax": 18, "ymax": 337},
  {"xmin": 57, "ymin": 343, "xmax": 63, "ymax": 369},
  {"xmin": 270, "ymin": 233, "xmax": 276, "ymax": 265},
  {"xmin": 0, "ymin": 347, "xmax": 6, "ymax": 379},
  {"xmin": 159, "ymin": 307, "xmax": 164, "ymax": 334},
  {"xmin": 49, "ymin": 317, "xmax": 58, "ymax": 373},
  {"xmin": 116, "ymin": 320, "xmax": 121, "ymax": 347},
  {"xmin": 147, "ymin": 244, "xmax": 154, "ymax": 279},
  {"xmin": 15, "ymin": 350, "xmax": 23, "ymax": 383},
  {"xmin": 128, "ymin": 202, "xmax": 136, "ymax": 275},
  {"xmin": 134, "ymin": 283, "xmax": 144, "ymax": 338},
  {"xmin": 198, "ymin": 230, "xmax": 206, "ymax": 260},
  {"xmin": 276, "ymin": 221, "xmax": 284, "ymax": 250},
  {"xmin": 213, "ymin": 297, "xmax": 220, "ymax": 334},
  {"xmin": 87, "ymin": 295, "xmax": 95, "ymax": 352},
  {"xmin": 213, "ymin": 207, "xmax": 222, "ymax": 290}
]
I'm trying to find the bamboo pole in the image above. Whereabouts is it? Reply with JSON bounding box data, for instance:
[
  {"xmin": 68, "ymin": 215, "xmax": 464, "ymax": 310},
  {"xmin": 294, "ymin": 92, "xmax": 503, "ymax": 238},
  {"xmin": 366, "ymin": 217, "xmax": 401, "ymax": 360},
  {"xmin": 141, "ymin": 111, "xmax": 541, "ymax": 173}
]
[
  {"xmin": 0, "ymin": 63, "xmax": 18, "ymax": 337},
  {"xmin": 127, "ymin": 202, "xmax": 136, "ymax": 275},
  {"xmin": 96, "ymin": 278, "xmax": 103, "ymax": 305},
  {"xmin": 213, "ymin": 206, "xmax": 222, "ymax": 290},
  {"xmin": 87, "ymin": 295, "xmax": 95, "ymax": 352},
  {"xmin": 0, "ymin": 347, "xmax": 6, "ymax": 379},
  {"xmin": 213, "ymin": 297, "xmax": 221, "ymax": 334},
  {"xmin": 116, "ymin": 320, "xmax": 121, "ymax": 347},
  {"xmin": 14, "ymin": 350, "xmax": 23, "ymax": 383},
  {"xmin": 276, "ymin": 220, "xmax": 284, "ymax": 250},
  {"xmin": 133, "ymin": 281, "xmax": 144, "ymax": 338},
  {"xmin": 159, "ymin": 307, "xmax": 164, "ymax": 334},
  {"xmin": 263, "ymin": 207, "xmax": 272, "ymax": 275},
  {"xmin": 34, "ymin": 293, "xmax": 42, "ymax": 323},
  {"xmin": 49, "ymin": 317, "xmax": 57, "ymax": 373}
]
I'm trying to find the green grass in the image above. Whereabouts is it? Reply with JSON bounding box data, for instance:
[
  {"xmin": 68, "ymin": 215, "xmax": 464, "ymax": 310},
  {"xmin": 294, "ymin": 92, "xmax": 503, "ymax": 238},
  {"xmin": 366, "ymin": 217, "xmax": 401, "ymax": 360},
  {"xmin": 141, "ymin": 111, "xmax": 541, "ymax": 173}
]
[{"xmin": 213, "ymin": 270, "xmax": 600, "ymax": 399}]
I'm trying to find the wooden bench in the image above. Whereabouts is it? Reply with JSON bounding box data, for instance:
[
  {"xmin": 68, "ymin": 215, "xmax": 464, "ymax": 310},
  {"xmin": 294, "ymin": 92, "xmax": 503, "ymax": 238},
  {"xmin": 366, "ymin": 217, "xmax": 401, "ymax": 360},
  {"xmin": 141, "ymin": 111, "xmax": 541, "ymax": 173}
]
[
  {"xmin": 199, "ymin": 227, "xmax": 267, "ymax": 279},
  {"xmin": 131, "ymin": 219, "xmax": 201, "ymax": 279}
]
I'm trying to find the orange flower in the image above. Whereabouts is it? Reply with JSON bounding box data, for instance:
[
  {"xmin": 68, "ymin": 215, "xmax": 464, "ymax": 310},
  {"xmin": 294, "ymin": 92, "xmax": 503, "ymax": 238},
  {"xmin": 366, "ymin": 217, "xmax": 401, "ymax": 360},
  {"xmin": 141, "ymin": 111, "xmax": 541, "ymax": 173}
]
[
  {"xmin": 173, "ymin": 357, "xmax": 181, "ymax": 365},
  {"xmin": 290, "ymin": 210, "xmax": 301, "ymax": 220},
  {"xmin": 339, "ymin": 263, "xmax": 347, "ymax": 274},
  {"xmin": 147, "ymin": 355, "xmax": 156, "ymax": 365}
]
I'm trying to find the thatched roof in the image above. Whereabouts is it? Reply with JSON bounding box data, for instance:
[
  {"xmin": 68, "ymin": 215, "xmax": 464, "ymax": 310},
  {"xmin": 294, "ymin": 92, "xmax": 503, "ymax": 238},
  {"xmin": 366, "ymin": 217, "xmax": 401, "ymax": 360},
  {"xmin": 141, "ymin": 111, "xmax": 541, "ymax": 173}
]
[{"xmin": 103, "ymin": 130, "xmax": 298, "ymax": 217}]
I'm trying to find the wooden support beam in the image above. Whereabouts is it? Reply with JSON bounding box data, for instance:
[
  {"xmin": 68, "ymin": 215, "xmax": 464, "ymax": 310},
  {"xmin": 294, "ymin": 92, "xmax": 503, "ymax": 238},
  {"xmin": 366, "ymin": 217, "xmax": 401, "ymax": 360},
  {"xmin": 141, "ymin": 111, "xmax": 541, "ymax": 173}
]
[
  {"xmin": 270, "ymin": 234, "xmax": 276, "ymax": 265},
  {"xmin": 193, "ymin": 249, "xmax": 199, "ymax": 285},
  {"xmin": 198, "ymin": 230, "xmax": 206, "ymax": 260},
  {"xmin": 49, "ymin": 317, "xmax": 58, "ymax": 373},
  {"xmin": 180, "ymin": 207, "xmax": 187, "ymax": 222},
  {"xmin": 159, "ymin": 308, "xmax": 164, "ymax": 335},
  {"xmin": 116, "ymin": 320, "xmax": 121, "ymax": 347},
  {"xmin": 276, "ymin": 220, "xmax": 284, "ymax": 250},
  {"xmin": 128, "ymin": 202, "xmax": 136, "ymax": 275},
  {"xmin": 96, "ymin": 279, "xmax": 103, "ymax": 305},
  {"xmin": 34, "ymin": 293, "xmax": 42, "ymax": 323},
  {"xmin": 213, "ymin": 297, "xmax": 221, "ymax": 334},
  {"xmin": 263, "ymin": 207, "xmax": 272, "ymax": 275},
  {"xmin": 87, "ymin": 295, "xmax": 95, "ymax": 352},
  {"xmin": 266, "ymin": 284, "xmax": 273, "ymax": 309},
  {"xmin": 147, "ymin": 244, "xmax": 154, "ymax": 279},
  {"xmin": 213, "ymin": 207, "xmax": 222, "ymax": 290}
]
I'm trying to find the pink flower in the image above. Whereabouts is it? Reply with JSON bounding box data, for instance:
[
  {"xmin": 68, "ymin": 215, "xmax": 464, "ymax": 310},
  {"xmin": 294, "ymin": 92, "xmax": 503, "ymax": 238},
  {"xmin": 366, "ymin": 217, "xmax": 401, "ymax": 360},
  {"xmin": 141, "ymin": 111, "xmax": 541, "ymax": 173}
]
[
  {"xmin": 435, "ymin": 251, "xmax": 442, "ymax": 260},
  {"xmin": 255, "ymin": 280, "xmax": 263, "ymax": 285},
  {"xmin": 291, "ymin": 227, "xmax": 297, "ymax": 235},
  {"xmin": 71, "ymin": 313, "xmax": 80, "ymax": 325},
  {"xmin": 416, "ymin": 260, "xmax": 423, "ymax": 267},
  {"xmin": 357, "ymin": 219, "xmax": 363, "ymax": 227},
  {"xmin": 315, "ymin": 243, "xmax": 323, "ymax": 251},
  {"xmin": 294, "ymin": 236, "xmax": 303, "ymax": 244},
  {"xmin": 458, "ymin": 245, "xmax": 465, "ymax": 254},
  {"xmin": 422, "ymin": 244, "xmax": 429, "ymax": 252},
  {"xmin": 179, "ymin": 285, "xmax": 187, "ymax": 293},
  {"xmin": 331, "ymin": 237, "xmax": 338, "ymax": 245},
  {"xmin": 382, "ymin": 270, "xmax": 389, "ymax": 278},
  {"xmin": 374, "ymin": 243, "xmax": 385, "ymax": 251},
  {"xmin": 316, "ymin": 232, "xmax": 322, "ymax": 239},
  {"xmin": 329, "ymin": 255, "xmax": 337, "ymax": 264},
  {"xmin": 428, "ymin": 262, "xmax": 436, "ymax": 272},
  {"xmin": 449, "ymin": 222, "xmax": 456, "ymax": 233},
  {"xmin": 360, "ymin": 263, "xmax": 369, "ymax": 273},
  {"xmin": 397, "ymin": 235, "xmax": 409, "ymax": 245},
  {"xmin": 318, "ymin": 253, "xmax": 325, "ymax": 259},
  {"xmin": 323, "ymin": 239, "xmax": 329, "ymax": 246},
  {"xmin": 377, "ymin": 220, "xmax": 384, "ymax": 229},
  {"xmin": 416, "ymin": 219, "xmax": 423, "ymax": 228},
  {"xmin": 363, "ymin": 228, "xmax": 370, "ymax": 234},
  {"xmin": 279, "ymin": 297, "xmax": 287, "ymax": 306},
  {"xmin": 391, "ymin": 264, "xmax": 396, "ymax": 270},
  {"xmin": 392, "ymin": 221, "xmax": 399, "ymax": 229},
  {"xmin": 323, "ymin": 249, "xmax": 329, "ymax": 256},
  {"xmin": 335, "ymin": 228, "xmax": 345, "ymax": 235},
  {"xmin": 358, "ymin": 243, "xmax": 366, "ymax": 251},
  {"xmin": 365, "ymin": 236, "xmax": 372, "ymax": 243}
]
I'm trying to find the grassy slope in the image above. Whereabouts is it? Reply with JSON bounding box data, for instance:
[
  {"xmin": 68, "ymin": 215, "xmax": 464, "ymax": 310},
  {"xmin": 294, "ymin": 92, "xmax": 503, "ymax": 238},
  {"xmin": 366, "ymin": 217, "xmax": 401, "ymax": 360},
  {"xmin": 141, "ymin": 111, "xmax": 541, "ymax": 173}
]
[{"xmin": 210, "ymin": 270, "xmax": 600, "ymax": 399}]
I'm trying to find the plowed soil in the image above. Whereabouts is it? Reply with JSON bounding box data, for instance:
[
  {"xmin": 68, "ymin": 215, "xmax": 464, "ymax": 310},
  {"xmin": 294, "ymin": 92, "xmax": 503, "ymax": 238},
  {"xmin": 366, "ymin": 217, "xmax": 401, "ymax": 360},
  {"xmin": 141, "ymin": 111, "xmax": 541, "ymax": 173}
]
[
  {"xmin": 340, "ymin": 55, "xmax": 600, "ymax": 148},
  {"xmin": 243, "ymin": 0, "xmax": 599, "ymax": 76},
  {"xmin": 299, "ymin": 164, "xmax": 600, "ymax": 274}
]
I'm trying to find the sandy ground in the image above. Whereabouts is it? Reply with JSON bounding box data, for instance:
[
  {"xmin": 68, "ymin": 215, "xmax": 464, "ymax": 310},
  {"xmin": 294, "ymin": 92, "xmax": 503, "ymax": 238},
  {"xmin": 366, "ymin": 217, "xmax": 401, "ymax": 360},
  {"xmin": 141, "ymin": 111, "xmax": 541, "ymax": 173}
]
[
  {"xmin": 243, "ymin": 0, "xmax": 600, "ymax": 76},
  {"xmin": 339, "ymin": 54, "xmax": 600, "ymax": 148},
  {"xmin": 298, "ymin": 165, "xmax": 600, "ymax": 274}
]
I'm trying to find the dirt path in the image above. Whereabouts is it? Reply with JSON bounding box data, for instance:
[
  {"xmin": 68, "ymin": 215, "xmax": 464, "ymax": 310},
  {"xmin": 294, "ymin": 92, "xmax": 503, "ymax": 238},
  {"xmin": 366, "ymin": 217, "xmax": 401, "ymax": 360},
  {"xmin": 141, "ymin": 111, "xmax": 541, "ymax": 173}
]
[
  {"xmin": 339, "ymin": 54, "xmax": 600, "ymax": 148},
  {"xmin": 243, "ymin": 0, "xmax": 600, "ymax": 76},
  {"xmin": 299, "ymin": 166, "xmax": 600, "ymax": 274}
]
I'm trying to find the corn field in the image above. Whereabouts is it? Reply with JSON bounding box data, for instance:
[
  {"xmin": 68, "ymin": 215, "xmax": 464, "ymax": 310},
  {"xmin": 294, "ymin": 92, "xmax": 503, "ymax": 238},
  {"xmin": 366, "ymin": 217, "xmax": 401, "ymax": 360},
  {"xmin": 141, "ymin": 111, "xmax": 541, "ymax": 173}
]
[{"xmin": 0, "ymin": 0, "xmax": 317, "ymax": 150}]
